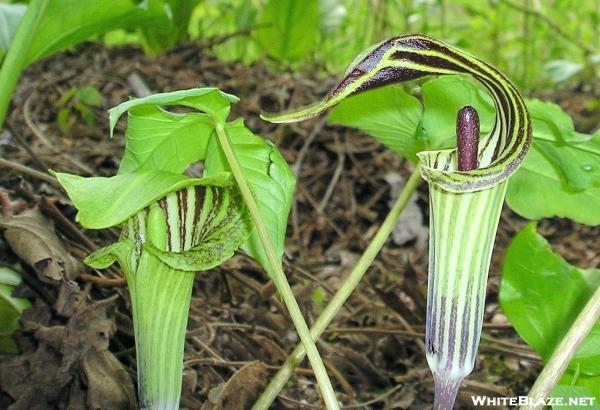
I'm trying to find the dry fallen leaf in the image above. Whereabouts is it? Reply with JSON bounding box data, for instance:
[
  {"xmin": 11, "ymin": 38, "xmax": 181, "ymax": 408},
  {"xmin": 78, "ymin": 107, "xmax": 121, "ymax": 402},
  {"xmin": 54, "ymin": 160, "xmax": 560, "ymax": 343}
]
[
  {"xmin": 0, "ymin": 296, "xmax": 136, "ymax": 409},
  {"xmin": 201, "ymin": 361, "xmax": 267, "ymax": 410},
  {"xmin": 0, "ymin": 208, "xmax": 81, "ymax": 283}
]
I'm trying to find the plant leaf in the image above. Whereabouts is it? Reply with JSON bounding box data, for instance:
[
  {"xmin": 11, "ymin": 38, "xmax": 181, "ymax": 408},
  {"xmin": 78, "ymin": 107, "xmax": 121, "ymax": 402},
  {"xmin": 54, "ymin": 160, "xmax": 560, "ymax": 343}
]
[
  {"xmin": 553, "ymin": 373, "xmax": 600, "ymax": 408},
  {"xmin": 500, "ymin": 223, "xmax": 600, "ymax": 375},
  {"xmin": 117, "ymin": 106, "xmax": 215, "ymax": 174},
  {"xmin": 204, "ymin": 119, "xmax": 295, "ymax": 278},
  {"xmin": 257, "ymin": 0, "xmax": 319, "ymax": 62},
  {"xmin": 0, "ymin": 266, "xmax": 31, "ymax": 354},
  {"xmin": 54, "ymin": 170, "xmax": 233, "ymax": 229},
  {"xmin": 506, "ymin": 146, "xmax": 600, "ymax": 225},
  {"xmin": 23, "ymin": 0, "xmax": 168, "ymax": 66},
  {"xmin": 328, "ymin": 85, "xmax": 424, "ymax": 161},
  {"xmin": 0, "ymin": 3, "xmax": 26, "ymax": 63},
  {"xmin": 139, "ymin": 0, "xmax": 199, "ymax": 53},
  {"xmin": 506, "ymin": 100, "xmax": 600, "ymax": 225},
  {"xmin": 109, "ymin": 87, "xmax": 239, "ymax": 137}
]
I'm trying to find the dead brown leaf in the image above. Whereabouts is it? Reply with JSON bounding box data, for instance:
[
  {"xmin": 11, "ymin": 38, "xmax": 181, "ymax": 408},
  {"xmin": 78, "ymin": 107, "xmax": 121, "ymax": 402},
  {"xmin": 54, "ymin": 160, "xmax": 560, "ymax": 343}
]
[
  {"xmin": 0, "ymin": 208, "xmax": 80, "ymax": 283},
  {"xmin": 0, "ymin": 296, "xmax": 136, "ymax": 409},
  {"xmin": 201, "ymin": 361, "xmax": 267, "ymax": 410}
]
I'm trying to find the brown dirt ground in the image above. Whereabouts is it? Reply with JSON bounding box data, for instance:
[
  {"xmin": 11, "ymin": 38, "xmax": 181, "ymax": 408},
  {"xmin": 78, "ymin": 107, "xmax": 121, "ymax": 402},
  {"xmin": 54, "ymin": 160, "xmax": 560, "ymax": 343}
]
[{"xmin": 0, "ymin": 42, "xmax": 599, "ymax": 409}]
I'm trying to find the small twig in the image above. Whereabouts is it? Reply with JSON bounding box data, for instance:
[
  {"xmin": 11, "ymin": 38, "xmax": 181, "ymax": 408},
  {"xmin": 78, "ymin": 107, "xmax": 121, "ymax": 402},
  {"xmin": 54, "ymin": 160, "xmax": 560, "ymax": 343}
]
[
  {"xmin": 4, "ymin": 122, "xmax": 50, "ymax": 171},
  {"xmin": 318, "ymin": 133, "xmax": 345, "ymax": 213},
  {"xmin": 40, "ymin": 196, "xmax": 96, "ymax": 250},
  {"xmin": 342, "ymin": 384, "xmax": 404, "ymax": 409},
  {"xmin": 293, "ymin": 118, "xmax": 326, "ymax": 177},
  {"xmin": 79, "ymin": 273, "xmax": 126, "ymax": 287},
  {"xmin": 23, "ymin": 93, "xmax": 52, "ymax": 147},
  {"xmin": 127, "ymin": 72, "xmax": 153, "ymax": 98},
  {"xmin": 323, "ymin": 358, "xmax": 355, "ymax": 399},
  {"xmin": 0, "ymin": 157, "xmax": 59, "ymax": 186},
  {"xmin": 201, "ymin": 23, "xmax": 271, "ymax": 48},
  {"xmin": 183, "ymin": 358, "xmax": 314, "ymax": 377}
]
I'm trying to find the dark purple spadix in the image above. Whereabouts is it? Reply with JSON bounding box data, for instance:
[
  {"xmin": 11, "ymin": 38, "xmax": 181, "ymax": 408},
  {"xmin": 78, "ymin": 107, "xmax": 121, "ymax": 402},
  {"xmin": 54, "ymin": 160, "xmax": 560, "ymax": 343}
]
[{"xmin": 456, "ymin": 106, "xmax": 480, "ymax": 171}]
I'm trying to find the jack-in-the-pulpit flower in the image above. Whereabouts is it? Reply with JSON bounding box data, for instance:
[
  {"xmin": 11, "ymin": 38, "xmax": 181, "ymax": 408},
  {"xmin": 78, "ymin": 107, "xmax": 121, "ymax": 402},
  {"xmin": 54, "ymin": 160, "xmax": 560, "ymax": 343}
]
[{"xmin": 262, "ymin": 34, "xmax": 531, "ymax": 409}]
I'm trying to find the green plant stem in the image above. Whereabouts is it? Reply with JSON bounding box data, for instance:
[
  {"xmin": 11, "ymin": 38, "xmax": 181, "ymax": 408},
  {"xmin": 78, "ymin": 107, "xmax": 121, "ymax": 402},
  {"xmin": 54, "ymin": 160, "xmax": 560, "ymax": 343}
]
[
  {"xmin": 521, "ymin": 283, "xmax": 600, "ymax": 410},
  {"xmin": 214, "ymin": 123, "xmax": 340, "ymax": 410},
  {"xmin": 0, "ymin": 0, "xmax": 48, "ymax": 130},
  {"xmin": 252, "ymin": 167, "xmax": 423, "ymax": 410}
]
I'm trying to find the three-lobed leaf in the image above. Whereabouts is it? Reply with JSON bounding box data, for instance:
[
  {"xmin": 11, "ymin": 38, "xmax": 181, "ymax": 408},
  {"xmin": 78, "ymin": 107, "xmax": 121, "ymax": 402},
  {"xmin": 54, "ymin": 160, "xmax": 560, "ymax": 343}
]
[{"xmin": 500, "ymin": 223, "xmax": 600, "ymax": 376}]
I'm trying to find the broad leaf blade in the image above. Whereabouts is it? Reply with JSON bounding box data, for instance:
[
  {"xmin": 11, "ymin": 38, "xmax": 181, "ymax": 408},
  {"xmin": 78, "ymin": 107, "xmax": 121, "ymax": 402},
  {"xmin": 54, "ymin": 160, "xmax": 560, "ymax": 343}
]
[
  {"xmin": 118, "ymin": 106, "xmax": 215, "ymax": 174},
  {"xmin": 109, "ymin": 87, "xmax": 239, "ymax": 136},
  {"xmin": 328, "ymin": 85, "xmax": 424, "ymax": 161},
  {"xmin": 24, "ymin": 0, "xmax": 166, "ymax": 66},
  {"xmin": 139, "ymin": 0, "xmax": 199, "ymax": 53},
  {"xmin": 257, "ymin": 0, "xmax": 319, "ymax": 62},
  {"xmin": 500, "ymin": 224, "xmax": 600, "ymax": 375},
  {"xmin": 54, "ymin": 170, "xmax": 232, "ymax": 229},
  {"xmin": 204, "ymin": 119, "xmax": 295, "ymax": 278},
  {"xmin": 506, "ymin": 100, "xmax": 600, "ymax": 225},
  {"xmin": 552, "ymin": 374, "xmax": 600, "ymax": 408}
]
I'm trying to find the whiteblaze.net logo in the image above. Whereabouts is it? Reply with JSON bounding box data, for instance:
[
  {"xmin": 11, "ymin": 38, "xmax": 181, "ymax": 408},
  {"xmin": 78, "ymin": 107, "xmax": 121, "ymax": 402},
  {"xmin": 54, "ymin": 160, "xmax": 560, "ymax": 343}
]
[{"xmin": 471, "ymin": 395, "xmax": 597, "ymax": 407}]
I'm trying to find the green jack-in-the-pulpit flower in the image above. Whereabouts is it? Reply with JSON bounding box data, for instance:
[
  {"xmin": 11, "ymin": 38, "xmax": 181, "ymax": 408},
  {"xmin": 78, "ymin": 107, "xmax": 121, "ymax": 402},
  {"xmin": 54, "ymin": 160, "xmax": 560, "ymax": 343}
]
[
  {"xmin": 262, "ymin": 35, "xmax": 532, "ymax": 409},
  {"xmin": 52, "ymin": 88, "xmax": 339, "ymax": 409}
]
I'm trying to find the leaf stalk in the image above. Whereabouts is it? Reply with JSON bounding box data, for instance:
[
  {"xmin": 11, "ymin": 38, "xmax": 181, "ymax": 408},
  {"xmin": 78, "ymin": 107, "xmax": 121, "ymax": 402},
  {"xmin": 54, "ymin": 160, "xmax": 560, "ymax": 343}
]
[
  {"xmin": 213, "ymin": 122, "xmax": 340, "ymax": 410},
  {"xmin": 252, "ymin": 167, "xmax": 423, "ymax": 410}
]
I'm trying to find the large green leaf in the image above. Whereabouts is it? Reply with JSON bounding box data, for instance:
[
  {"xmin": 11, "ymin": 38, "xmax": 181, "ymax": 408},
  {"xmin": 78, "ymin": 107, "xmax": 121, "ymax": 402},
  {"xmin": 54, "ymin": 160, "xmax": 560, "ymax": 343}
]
[
  {"xmin": 506, "ymin": 100, "xmax": 600, "ymax": 225},
  {"xmin": 328, "ymin": 85, "xmax": 424, "ymax": 161},
  {"xmin": 0, "ymin": 266, "xmax": 31, "ymax": 354},
  {"xmin": 117, "ymin": 106, "xmax": 215, "ymax": 174},
  {"xmin": 500, "ymin": 223, "xmax": 600, "ymax": 375},
  {"xmin": 0, "ymin": 3, "xmax": 26, "ymax": 63},
  {"xmin": 109, "ymin": 88, "xmax": 239, "ymax": 174},
  {"xmin": 204, "ymin": 119, "xmax": 295, "ymax": 278},
  {"xmin": 506, "ymin": 148, "xmax": 600, "ymax": 226},
  {"xmin": 109, "ymin": 87, "xmax": 239, "ymax": 136},
  {"xmin": 23, "ymin": 0, "xmax": 167, "ymax": 66},
  {"xmin": 54, "ymin": 170, "xmax": 232, "ymax": 229},
  {"xmin": 257, "ymin": 0, "xmax": 319, "ymax": 63}
]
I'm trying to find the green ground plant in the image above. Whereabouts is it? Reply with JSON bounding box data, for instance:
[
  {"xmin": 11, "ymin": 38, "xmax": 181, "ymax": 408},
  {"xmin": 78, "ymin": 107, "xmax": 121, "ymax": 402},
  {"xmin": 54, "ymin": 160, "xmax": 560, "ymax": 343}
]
[{"xmin": 54, "ymin": 88, "xmax": 343, "ymax": 409}]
